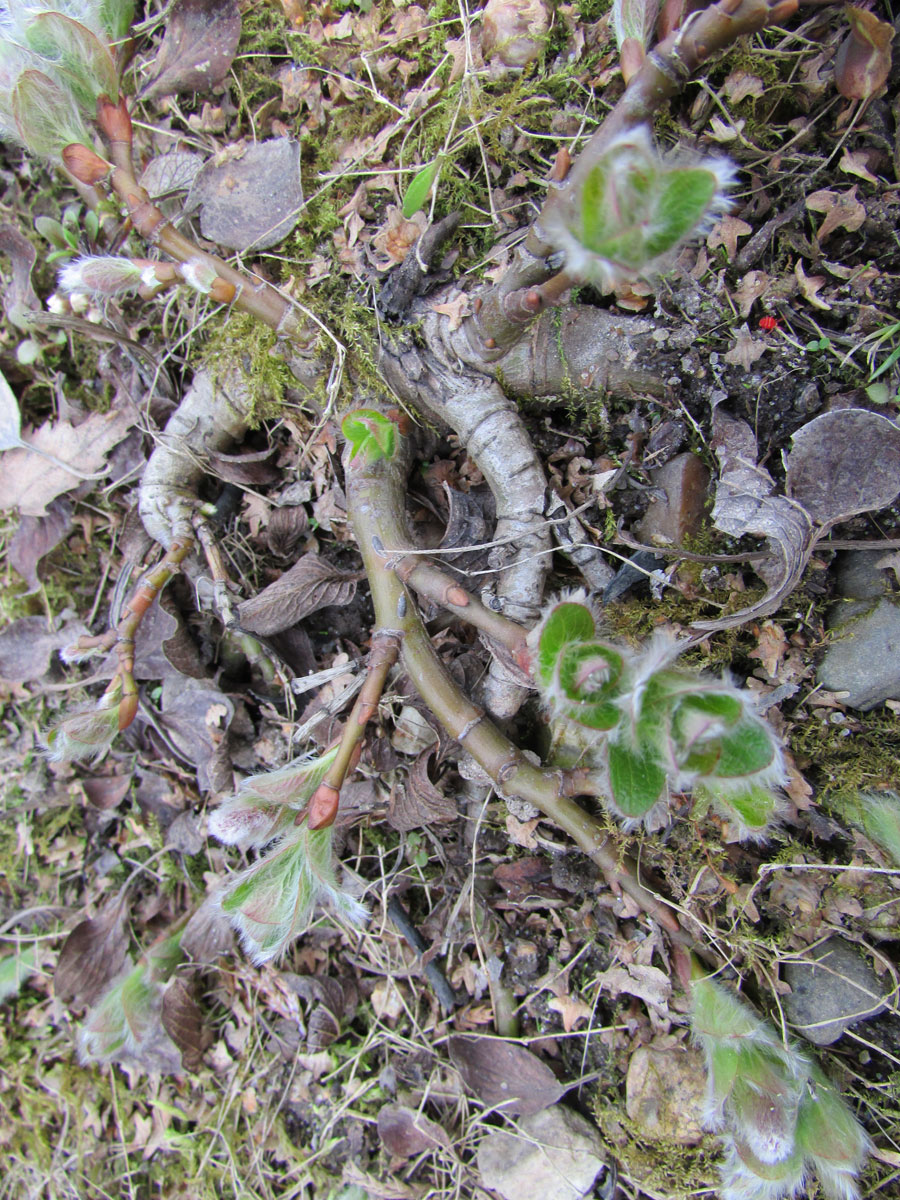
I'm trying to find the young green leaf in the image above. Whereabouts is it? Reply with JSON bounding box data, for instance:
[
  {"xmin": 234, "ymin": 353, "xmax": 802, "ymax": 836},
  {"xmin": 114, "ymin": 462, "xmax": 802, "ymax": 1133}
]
[
  {"xmin": 608, "ymin": 741, "xmax": 666, "ymax": 818},
  {"xmin": 534, "ymin": 600, "xmax": 596, "ymax": 686},
  {"xmin": 402, "ymin": 157, "xmax": 443, "ymax": 219},
  {"xmin": 342, "ymin": 409, "xmax": 397, "ymax": 464}
]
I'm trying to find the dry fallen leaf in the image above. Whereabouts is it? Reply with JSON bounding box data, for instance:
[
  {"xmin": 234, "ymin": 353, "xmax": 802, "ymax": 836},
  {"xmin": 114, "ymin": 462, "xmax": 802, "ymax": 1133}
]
[
  {"xmin": 785, "ymin": 409, "xmax": 900, "ymax": 527},
  {"xmin": 141, "ymin": 0, "xmax": 242, "ymax": 99},
  {"xmin": 237, "ymin": 552, "xmax": 362, "ymax": 636},
  {"xmin": 188, "ymin": 140, "xmax": 303, "ymax": 252},
  {"xmin": 707, "ymin": 215, "xmax": 752, "ymax": 258},
  {"xmin": 0, "ymin": 409, "xmax": 135, "ymax": 516},
  {"xmin": 806, "ymin": 186, "xmax": 866, "ymax": 242},
  {"xmin": 54, "ymin": 898, "xmax": 129, "ymax": 1009},
  {"xmin": 448, "ymin": 1035, "xmax": 566, "ymax": 1115},
  {"xmin": 594, "ymin": 963, "xmax": 672, "ymax": 1010},
  {"xmin": 376, "ymin": 1104, "xmax": 450, "ymax": 1159},
  {"xmin": 834, "ymin": 5, "xmax": 895, "ymax": 100},
  {"xmin": 694, "ymin": 409, "xmax": 814, "ymax": 632},
  {"xmin": 794, "ymin": 259, "xmax": 831, "ymax": 310},
  {"xmin": 723, "ymin": 324, "xmax": 767, "ymax": 371},
  {"xmin": 732, "ymin": 270, "xmax": 773, "ymax": 318},
  {"xmin": 0, "ymin": 615, "xmax": 89, "ymax": 684},
  {"xmin": 430, "ymin": 291, "xmax": 473, "ymax": 331},
  {"xmin": 749, "ymin": 620, "xmax": 788, "ymax": 679}
]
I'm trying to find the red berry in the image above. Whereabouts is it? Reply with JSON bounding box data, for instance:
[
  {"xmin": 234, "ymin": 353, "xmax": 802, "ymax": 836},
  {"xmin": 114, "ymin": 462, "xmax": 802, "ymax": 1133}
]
[{"xmin": 759, "ymin": 316, "xmax": 779, "ymax": 331}]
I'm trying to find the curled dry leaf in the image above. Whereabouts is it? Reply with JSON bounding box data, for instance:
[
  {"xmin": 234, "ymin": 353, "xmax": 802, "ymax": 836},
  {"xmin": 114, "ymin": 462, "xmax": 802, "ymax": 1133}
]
[
  {"xmin": 54, "ymin": 899, "xmax": 129, "ymax": 1009},
  {"xmin": 8, "ymin": 499, "xmax": 73, "ymax": 593},
  {"xmin": 694, "ymin": 409, "xmax": 814, "ymax": 632},
  {"xmin": 161, "ymin": 975, "xmax": 206, "ymax": 1072},
  {"xmin": 448, "ymin": 1034, "xmax": 566, "ymax": 1115},
  {"xmin": 237, "ymin": 552, "xmax": 362, "ymax": 637},
  {"xmin": 387, "ymin": 744, "xmax": 457, "ymax": 831},
  {"xmin": 180, "ymin": 896, "xmax": 235, "ymax": 964},
  {"xmin": 377, "ymin": 1103, "xmax": 451, "ymax": 1159},
  {"xmin": 207, "ymin": 445, "xmax": 280, "ymax": 487},
  {"xmin": 834, "ymin": 6, "xmax": 894, "ymax": 101},
  {"xmin": 806, "ymin": 187, "xmax": 866, "ymax": 242},
  {"xmin": 141, "ymin": 0, "xmax": 242, "ymax": 99},
  {"xmin": 0, "ymin": 409, "xmax": 136, "ymax": 516},
  {"xmin": 785, "ymin": 409, "xmax": 900, "ymax": 528}
]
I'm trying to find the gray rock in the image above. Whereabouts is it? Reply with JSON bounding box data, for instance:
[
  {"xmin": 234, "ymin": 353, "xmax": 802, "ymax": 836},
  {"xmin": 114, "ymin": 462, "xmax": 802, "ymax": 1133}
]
[
  {"xmin": 817, "ymin": 551, "xmax": 900, "ymax": 710},
  {"xmin": 625, "ymin": 1042, "xmax": 707, "ymax": 1144},
  {"xmin": 477, "ymin": 1104, "xmax": 606, "ymax": 1200},
  {"xmin": 783, "ymin": 935, "xmax": 890, "ymax": 1045}
]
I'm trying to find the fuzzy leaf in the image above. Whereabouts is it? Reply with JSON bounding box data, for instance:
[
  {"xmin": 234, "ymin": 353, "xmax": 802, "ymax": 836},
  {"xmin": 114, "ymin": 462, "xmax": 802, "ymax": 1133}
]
[
  {"xmin": 11, "ymin": 68, "xmax": 93, "ymax": 161},
  {"xmin": 535, "ymin": 601, "xmax": 596, "ymax": 686},
  {"xmin": 0, "ymin": 945, "xmax": 37, "ymax": 1004},
  {"xmin": 644, "ymin": 168, "xmax": 717, "ymax": 259},
  {"xmin": 24, "ymin": 12, "xmax": 118, "ymax": 110},
  {"xmin": 711, "ymin": 721, "xmax": 776, "ymax": 779},
  {"xmin": 608, "ymin": 741, "xmax": 666, "ymax": 817},
  {"xmin": 708, "ymin": 784, "xmax": 778, "ymax": 836},
  {"xmin": 402, "ymin": 158, "xmax": 442, "ymax": 219}
]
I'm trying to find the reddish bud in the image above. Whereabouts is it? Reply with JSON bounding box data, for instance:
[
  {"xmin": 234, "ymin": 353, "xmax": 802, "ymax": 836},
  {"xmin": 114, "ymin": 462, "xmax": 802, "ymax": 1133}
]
[
  {"xmin": 97, "ymin": 95, "xmax": 132, "ymax": 145},
  {"xmin": 308, "ymin": 783, "xmax": 340, "ymax": 830},
  {"xmin": 62, "ymin": 143, "xmax": 111, "ymax": 185}
]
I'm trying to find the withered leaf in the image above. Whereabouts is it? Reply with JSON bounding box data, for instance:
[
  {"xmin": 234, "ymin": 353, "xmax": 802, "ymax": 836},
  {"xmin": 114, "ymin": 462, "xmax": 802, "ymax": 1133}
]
[
  {"xmin": 139, "ymin": 150, "xmax": 204, "ymax": 199},
  {"xmin": 267, "ymin": 505, "xmax": 309, "ymax": 558},
  {"xmin": 159, "ymin": 676, "xmax": 234, "ymax": 792},
  {"xmin": 0, "ymin": 223, "xmax": 40, "ymax": 330},
  {"xmin": 448, "ymin": 1035, "xmax": 565, "ymax": 1115},
  {"xmin": 8, "ymin": 499, "xmax": 73, "ymax": 593},
  {"xmin": 377, "ymin": 1103, "xmax": 451, "ymax": 1158},
  {"xmin": 723, "ymin": 324, "xmax": 766, "ymax": 371},
  {"xmin": 0, "ymin": 615, "xmax": 88, "ymax": 684},
  {"xmin": 834, "ymin": 6, "xmax": 894, "ymax": 100},
  {"xmin": 208, "ymin": 445, "xmax": 280, "ymax": 487},
  {"xmin": 141, "ymin": 0, "xmax": 242, "ymax": 99},
  {"xmin": 237, "ymin": 553, "xmax": 362, "ymax": 636},
  {"xmin": 161, "ymin": 975, "xmax": 206, "ymax": 1072},
  {"xmin": 806, "ymin": 187, "xmax": 866, "ymax": 242},
  {"xmin": 694, "ymin": 409, "xmax": 814, "ymax": 632},
  {"xmin": 785, "ymin": 409, "xmax": 900, "ymax": 528},
  {"xmin": 388, "ymin": 746, "xmax": 457, "ymax": 831},
  {"xmin": 55, "ymin": 899, "xmax": 129, "ymax": 1008},
  {"xmin": 0, "ymin": 409, "xmax": 136, "ymax": 516},
  {"xmin": 82, "ymin": 773, "xmax": 132, "ymax": 810},
  {"xmin": 180, "ymin": 896, "xmax": 235, "ymax": 964},
  {"xmin": 188, "ymin": 139, "xmax": 303, "ymax": 252}
]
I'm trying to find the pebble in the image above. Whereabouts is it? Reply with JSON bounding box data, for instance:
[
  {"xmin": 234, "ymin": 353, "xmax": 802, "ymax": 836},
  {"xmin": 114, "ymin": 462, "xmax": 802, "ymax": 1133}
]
[
  {"xmin": 634, "ymin": 452, "xmax": 711, "ymax": 547},
  {"xmin": 625, "ymin": 1042, "xmax": 708, "ymax": 1144},
  {"xmin": 782, "ymin": 935, "xmax": 889, "ymax": 1045},
  {"xmin": 477, "ymin": 1104, "xmax": 607, "ymax": 1200},
  {"xmin": 817, "ymin": 551, "xmax": 900, "ymax": 710}
]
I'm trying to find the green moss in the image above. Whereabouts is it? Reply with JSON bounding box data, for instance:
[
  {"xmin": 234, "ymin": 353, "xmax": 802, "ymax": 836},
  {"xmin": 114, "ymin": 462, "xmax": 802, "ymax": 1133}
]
[
  {"xmin": 200, "ymin": 312, "xmax": 300, "ymax": 425},
  {"xmin": 789, "ymin": 707, "xmax": 900, "ymax": 796}
]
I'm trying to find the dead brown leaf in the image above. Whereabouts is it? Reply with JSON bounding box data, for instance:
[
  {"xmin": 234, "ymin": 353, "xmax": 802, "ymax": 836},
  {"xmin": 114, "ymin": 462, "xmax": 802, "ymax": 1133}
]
[
  {"xmin": 749, "ymin": 621, "xmax": 788, "ymax": 679},
  {"xmin": 54, "ymin": 899, "xmax": 129, "ymax": 1009},
  {"xmin": 376, "ymin": 1103, "xmax": 450, "ymax": 1158},
  {"xmin": 387, "ymin": 745, "xmax": 457, "ymax": 831},
  {"xmin": 188, "ymin": 139, "xmax": 303, "ymax": 252},
  {"xmin": 806, "ymin": 187, "xmax": 866, "ymax": 242},
  {"xmin": 732, "ymin": 270, "xmax": 773, "ymax": 318},
  {"xmin": 448, "ymin": 1035, "xmax": 566, "ymax": 1115},
  {"xmin": 141, "ymin": 0, "xmax": 242, "ymax": 99},
  {"xmin": 161, "ymin": 976, "xmax": 207, "ymax": 1072},
  {"xmin": 0, "ymin": 615, "xmax": 89, "ymax": 684},
  {"xmin": 8, "ymin": 499, "xmax": 73, "ymax": 592},
  {"xmin": 0, "ymin": 410, "xmax": 135, "ymax": 516},
  {"xmin": 594, "ymin": 963, "xmax": 672, "ymax": 1010},
  {"xmin": 237, "ymin": 552, "xmax": 362, "ymax": 637},
  {"xmin": 723, "ymin": 324, "xmax": 766, "ymax": 371},
  {"xmin": 794, "ymin": 260, "xmax": 831, "ymax": 310},
  {"xmin": 0, "ymin": 224, "xmax": 40, "ymax": 330},
  {"xmin": 834, "ymin": 6, "xmax": 895, "ymax": 100},
  {"xmin": 707, "ymin": 216, "xmax": 752, "ymax": 258},
  {"xmin": 786, "ymin": 409, "xmax": 900, "ymax": 528}
]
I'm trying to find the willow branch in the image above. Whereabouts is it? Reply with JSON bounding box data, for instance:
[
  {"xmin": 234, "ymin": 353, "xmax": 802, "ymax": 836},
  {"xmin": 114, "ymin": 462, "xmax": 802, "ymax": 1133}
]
[{"xmin": 343, "ymin": 419, "xmax": 680, "ymax": 935}]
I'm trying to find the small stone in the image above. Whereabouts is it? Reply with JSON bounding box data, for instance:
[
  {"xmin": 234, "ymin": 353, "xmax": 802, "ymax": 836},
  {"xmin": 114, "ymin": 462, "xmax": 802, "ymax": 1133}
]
[
  {"xmin": 477, "ymin": 1104, "xmax": 606, "ymax": 1200},
  {"xmin": 818, "ymin": 551, "xmax": 900, "ymax": 709},
  {"xmin": 634, "ymin": 453, "xmax": 711, "ymax": 547},
  {"xmin": 625, "ymin": 1042, "xmax": 707, "ymax": 1144},
  {"xmin": 782, "ymin": 935, "xmax": 889, "ymax": 1045}
]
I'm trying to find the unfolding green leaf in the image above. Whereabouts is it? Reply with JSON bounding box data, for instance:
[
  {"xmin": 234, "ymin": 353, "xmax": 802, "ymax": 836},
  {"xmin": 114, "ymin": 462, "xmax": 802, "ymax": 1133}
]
[
  {"xmin": 535, "ymin": 601, "xmax": 595, "ymax": 686},
  {"xmin": 644, "ymin": 168, "xmax": 716, "ymax": 259},
  {"xmin": 710, "ymin": 784, "xmax": 777, "ymax": 834},
  {"xmin": 11, "ymin": 68, "xmax": 93, "ymax": 161},
  {"xmin": 608, "ymin": 741, "xmax": 666, "ymax": 817},
  {"xmin": 402, "ymin": 157, "xmax": 442, "ymax": 219},
  {"xmin": 342, "ymin": 409, "xmax": 397, "ymax": 464},
  {"xmin": 24, "ymin": 13, "xmax": 118, "ymax": 111}
]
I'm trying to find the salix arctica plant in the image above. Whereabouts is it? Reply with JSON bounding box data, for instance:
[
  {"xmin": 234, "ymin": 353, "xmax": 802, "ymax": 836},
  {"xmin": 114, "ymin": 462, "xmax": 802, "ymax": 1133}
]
[
  {"xmin": 534, "ymin": 125, "xmax": 735, "ymax": 297},
  {"xmin": 691, "ymin": 973, "xmax": 870, "ymax": 1200},
  {"xmin": 528, "ymin": 597, "xmax": 785, "ymax": 835},
  {"xmin": 0, "ymin": 0, "xmax": 132, "ymax": 163},
  {"xmin": 210, "ymin": 748, "xmax": 368, "ymax": 963}
]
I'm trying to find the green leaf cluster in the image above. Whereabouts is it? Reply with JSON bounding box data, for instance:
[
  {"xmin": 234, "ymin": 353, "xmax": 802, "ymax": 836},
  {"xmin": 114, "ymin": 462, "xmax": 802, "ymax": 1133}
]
[
  {"xmin": 691, "ymin": 976, "xmax": 870, "ymax": 1200},
  {"xmin": 342, "ymin": 408, "xmax": 398, "ymax": 465},
  {"xmin": 532, "ymin": 598, "xmax": 783, "ymax": 833},
  {"xmin": 541, "ymin": 126, "xmax": 734, "ymax": 293}
]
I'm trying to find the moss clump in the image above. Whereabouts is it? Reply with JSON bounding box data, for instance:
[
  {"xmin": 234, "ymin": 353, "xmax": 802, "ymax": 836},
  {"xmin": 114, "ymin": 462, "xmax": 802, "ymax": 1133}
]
[
  {"xmin": 789, "ymin": 708, "xmax": 900, "ymax": 796},
  {"xmin": 201, "ymin": 312, "xmax": 300, "ymax": 426}
]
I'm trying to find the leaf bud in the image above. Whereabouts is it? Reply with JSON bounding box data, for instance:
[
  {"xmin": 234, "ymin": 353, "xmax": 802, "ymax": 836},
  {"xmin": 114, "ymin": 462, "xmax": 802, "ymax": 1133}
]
[{"xmin": 834, "ymin": 7, "xmax": 894, "ymax": 101}]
